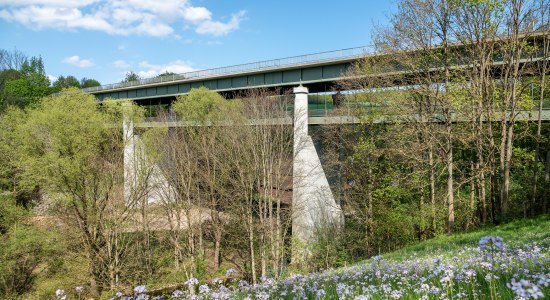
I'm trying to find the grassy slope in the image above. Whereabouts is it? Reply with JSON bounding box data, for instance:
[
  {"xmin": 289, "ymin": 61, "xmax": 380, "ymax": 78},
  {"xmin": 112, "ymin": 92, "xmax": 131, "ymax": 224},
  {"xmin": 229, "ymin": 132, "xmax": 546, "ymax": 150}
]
[{"xmin": 381, "ymin": 215, "xmax": 550, "ymax": 261}]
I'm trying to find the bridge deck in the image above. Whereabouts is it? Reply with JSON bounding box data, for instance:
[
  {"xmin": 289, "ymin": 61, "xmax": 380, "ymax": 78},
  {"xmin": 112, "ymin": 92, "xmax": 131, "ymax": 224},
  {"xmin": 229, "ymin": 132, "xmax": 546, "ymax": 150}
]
[
  {"xmin": 86, "ymin": 46, "xmax": 372, "ymax": 101},
  {"xmin": 84, "ymin": 31, "xmax": 549, "ymax": 102},
  {"xmin": 135, "ymin": 109, "xmax": 550, "ymax": 128}
]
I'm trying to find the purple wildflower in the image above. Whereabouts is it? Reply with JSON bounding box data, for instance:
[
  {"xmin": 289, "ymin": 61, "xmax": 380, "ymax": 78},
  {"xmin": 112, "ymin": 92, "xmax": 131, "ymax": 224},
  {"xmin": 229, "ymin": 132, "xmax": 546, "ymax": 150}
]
[
  {"xmin": 134, "ymin": 285, "xmax": 147, "ymax": 294},
  {"xmin": 479, "ymin": 236, "xmax": 504, "ymax": 251},
  {"xmin": 225, "ymin": 268, "xmax": 237, "ymax": 277},
  {"xmin": 508, "ymin": 279, "xmax": 544, "ymax": 299},
  {"xmin": 55, "ymin": 289, "xmax": 66, "ymax": 300}
]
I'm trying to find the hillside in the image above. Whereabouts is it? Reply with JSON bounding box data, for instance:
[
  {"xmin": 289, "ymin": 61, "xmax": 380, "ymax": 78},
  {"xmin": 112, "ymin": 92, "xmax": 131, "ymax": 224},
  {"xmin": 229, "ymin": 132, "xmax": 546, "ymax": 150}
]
[
  {"xmin": 382, "ymin": 216, "xmax": 550, "ymax": 260},
  {"xmin": 86, "ymin": 216, "xmax": 549, "ymax": 299}
]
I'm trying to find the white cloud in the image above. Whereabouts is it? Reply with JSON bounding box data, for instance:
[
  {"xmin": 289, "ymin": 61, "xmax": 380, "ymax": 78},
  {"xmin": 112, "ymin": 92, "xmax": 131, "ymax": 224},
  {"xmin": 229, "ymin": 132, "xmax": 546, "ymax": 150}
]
[
  {"xmin": 196, "ymin": 10, "xmax": 246, "ymax": 36},
  {"xmin": 0, "ymin": 0, "xmax": 246, "ymax": 38},
  {"xmin": 0, "ymin": 1, "xmax": 99, "ymax": 7},
  {"xmin": 182, "ymin": 6, "xmax": 211, "ymax": 23},
  {"xmin": 63, "ymin": 55, "xmax": 95, "ymax": 68},
  {"xmin": 113, "ymin": 59, "xmax": 130, "ymax": 68},
  {"xmin": 47, "ymin": 74, "xmax": 57, "ymax": 83},
  {"xmin": 135, "ymin": 59, "xmax": 194, "ymax": 78}
]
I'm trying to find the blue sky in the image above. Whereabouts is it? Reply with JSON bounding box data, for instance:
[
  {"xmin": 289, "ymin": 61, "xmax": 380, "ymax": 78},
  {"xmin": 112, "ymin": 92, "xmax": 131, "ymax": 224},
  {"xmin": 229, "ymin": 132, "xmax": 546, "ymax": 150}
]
[{"xmin": 0, "ymin": 1, "xmax": 396, "ymax": 85}]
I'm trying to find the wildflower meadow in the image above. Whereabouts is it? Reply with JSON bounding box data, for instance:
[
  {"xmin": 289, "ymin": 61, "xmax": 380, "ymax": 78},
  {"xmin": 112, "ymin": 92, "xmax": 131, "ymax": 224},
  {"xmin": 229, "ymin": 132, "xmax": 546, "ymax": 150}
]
[{"xmin": 55, "ymin": 234, "xmax": 548, "ymax": 300}]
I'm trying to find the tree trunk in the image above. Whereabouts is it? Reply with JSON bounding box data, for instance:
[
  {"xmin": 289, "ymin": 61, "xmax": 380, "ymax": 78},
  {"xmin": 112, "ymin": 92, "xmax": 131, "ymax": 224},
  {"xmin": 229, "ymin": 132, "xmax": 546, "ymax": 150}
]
[
  {"xmin": 446, "ymin": 125, "xmax": 454, "ymax": 234},
  {"xmin": 532, "ymin": 50, "xmax": 547, "ymax": 215},
  {"xmin": 248, "ymin": 208, "xmax": 257, "ymax": 284},
  {"xmin": 502, "ymin": 118, "xmax": 514, "ymax": 218},
  {"xmin": 468, "ymin": 163, "xmax": 475, "ymax": 230},
  {"xmin": 213, "ymin": 221, "xmax": 222, "ymax": 271},
  {"xmin": 89, "ymin": 251, "xmax": 100, "ymax": 298},
  {"xmin": 479, "ymin": 165, "xmax": 487, "ymax": 224},
  {"xmin": 429, "ymin": 147, "xmax": 436, "ymax": 232},
  {"xmin": 544, "ymin": 150, "xmax": 550, "ymax": 213}
]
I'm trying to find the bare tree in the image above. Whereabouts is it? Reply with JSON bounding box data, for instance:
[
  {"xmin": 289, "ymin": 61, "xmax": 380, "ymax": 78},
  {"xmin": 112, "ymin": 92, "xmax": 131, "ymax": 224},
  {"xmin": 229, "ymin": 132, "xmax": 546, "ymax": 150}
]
[
  {"xmin": 0, "ymin": 48, "xmax": 27, "ymax": 71},
  {"xmin": 453, "ymin": 0, "xmax": 501, "ymax": 224},
  {"xmin": 531, "ymin": 0, "xmax": 549, "ymax": 215},
  {"xmin": 497, "ymin": 0, "xmax": 537, "ymax": 218}
]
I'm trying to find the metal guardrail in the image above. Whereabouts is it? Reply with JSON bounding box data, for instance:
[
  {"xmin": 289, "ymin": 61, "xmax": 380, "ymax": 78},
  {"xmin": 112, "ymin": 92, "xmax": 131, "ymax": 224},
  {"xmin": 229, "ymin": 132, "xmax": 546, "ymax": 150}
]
[{"xmin": 82, "ymin": 46, "xmax": 374, "ymax": 94}]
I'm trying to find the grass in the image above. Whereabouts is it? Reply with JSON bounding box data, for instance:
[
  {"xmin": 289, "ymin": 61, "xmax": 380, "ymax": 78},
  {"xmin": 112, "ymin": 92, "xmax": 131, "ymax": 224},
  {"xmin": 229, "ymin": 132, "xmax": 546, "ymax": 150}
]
[
  {"xmin": 381, "ymin": 215, "xmax": 550, "ymax": 261},
  {"xmin": 228, "ymin": 215, "xmax": 550, "ymax": 299},
  {"xmin": 38, "ymin": 216, "xmax": 550, "ymax": 299}
]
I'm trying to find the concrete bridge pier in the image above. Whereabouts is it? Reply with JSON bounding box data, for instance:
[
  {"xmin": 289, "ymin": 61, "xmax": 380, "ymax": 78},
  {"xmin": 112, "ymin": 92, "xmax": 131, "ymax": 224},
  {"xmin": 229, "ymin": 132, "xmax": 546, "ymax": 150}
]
[
  {"xmin": 123, "ymin": 102, "xmax": 137, "ymax": 204},
  {"xmin": 123, "ymin": 102, "xmax": 173, "ymax": 205},
  {"xmin": 292, "ymin": 85, "xmax": 344, "ymax": 262}
]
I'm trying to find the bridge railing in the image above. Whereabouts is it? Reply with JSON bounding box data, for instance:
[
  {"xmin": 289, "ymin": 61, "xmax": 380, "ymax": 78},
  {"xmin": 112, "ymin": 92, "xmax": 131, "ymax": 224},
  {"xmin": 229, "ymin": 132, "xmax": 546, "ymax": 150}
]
[
  {"xmin": 82, "ymin": 46, "xmax": 374, "ymax": 94},
  {"xmin": 140, "ymin": 89, "xmax": 550, "ymax": 123}
]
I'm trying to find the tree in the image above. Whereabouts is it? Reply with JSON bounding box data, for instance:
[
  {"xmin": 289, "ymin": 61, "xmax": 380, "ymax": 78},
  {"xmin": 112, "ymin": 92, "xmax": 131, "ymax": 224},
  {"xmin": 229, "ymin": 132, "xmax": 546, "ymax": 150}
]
[
  {"xmin": 226, "ymin": 90, "xmax": 293, "ymax": 281},
  {"xmin": 0, "ymin": 218, "xmax": 60, "ymax": 297},
  {"xmin": 368, "ymin": 0, "xmax": 458, "ymax": 233},
  {"xmin": 156, "ymin": 71, "xmax": 176, "ymax": 78},
  {"xmin": 0, "ymin": 107, "xmax": 38, "ymax": 206},
  {"xmin": 52, "ymin": 75, "xmax": 81, "ymax": 92},
  {"xmin": 530, "ymin": 0, "xmax": 549, "ymax": 215},
  {"xmin": 3, "ymin": 73, "xmax": 50, "ymax": 108},
  {"xmin": 80, "ymin": 77, "xmax": 101, "ymax": 88},
  {"xmin": 497, "ymin": 0, "xmax": 537, "ymax": 219},
  {"xmin": 452, "ymin": 0, "xmax": 502, "ymax": 224},
  {"xmin": 18, "ymin": 88, "xmax": 146, "ymax": 296},
  {"xmin": 171, "ymin": 87, "xmax": 242, "ymax": 272},
  {"xmin": 20, "ymin": 56, "xmax": 46, "ymax": 76},
  {"xmin": 3, "ymin": 56, "xmax": 50, "ymax": 108},
  {"xmin": 0, "ymin": 48, "xmax": 27, "ymax": 71},
  {"xmin": 0, "ymin": 69, "xmax": 23, "ymax": 111},
  {"xmin": 145, "ymin": 88, "xmax": 295, "ymax": 282},
  {"xmin": 122, "ymin": 71, "xmax": 140, "ymax": 83}
]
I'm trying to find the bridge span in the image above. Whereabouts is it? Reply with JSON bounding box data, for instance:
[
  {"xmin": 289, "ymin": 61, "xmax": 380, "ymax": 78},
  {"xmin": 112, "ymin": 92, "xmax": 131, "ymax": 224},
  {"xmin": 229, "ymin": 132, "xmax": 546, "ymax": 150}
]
[
  {"xmin": 84, "ymin": 31, "xmax": 549, "ymax": 104},
  {"xmin": 114, "ymin": 33, "xmax": 549, "ymax": 254},
  {"xmin": 85, "ymin": 46, "xmax": 369, "ymax": 102}
]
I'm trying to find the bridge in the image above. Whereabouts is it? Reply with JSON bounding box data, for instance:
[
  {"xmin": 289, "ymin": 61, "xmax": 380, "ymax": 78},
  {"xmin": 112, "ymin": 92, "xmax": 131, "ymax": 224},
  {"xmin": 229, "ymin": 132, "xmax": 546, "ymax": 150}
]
[
  {"xmin": 105, "ymin": 33, "xmax": 548, "ymax": 255},
  {"xmin": 84, "ymin": 31, "xmax": 549, "ymax": 105},
  {"xmin": 84, "ymin": 46, "xmax": 370, "ymax": 102}
]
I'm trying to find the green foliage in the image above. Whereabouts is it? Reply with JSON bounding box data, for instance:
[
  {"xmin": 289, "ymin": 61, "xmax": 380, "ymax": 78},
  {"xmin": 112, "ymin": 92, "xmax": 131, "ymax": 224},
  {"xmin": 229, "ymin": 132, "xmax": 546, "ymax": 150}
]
[
  {"xmin": 0, "ymin": 53, "xmax": 51, "ymax": 110},
  {"xmin": 18, "ymin": 88, "xmax": 111, "ymax": 193},
  {"xmin": 13, "ymin": 90, "xmax": 151, "ymax": 297},
  {"xmin": 0, "ymin": 107, "xmax": 21, "ymax": 191},
  {"xmin": 0, "ymin": 107, "xmax": 37, "ymax": 206},
  {"xmin": 172, "ymin": 87, "xmax": 243, "ymax": 125},
  {"xmin": 0, "ymin": 195, "xmax": 27, "ymax": 234},
  {"xmin": 308, "ymin": 226, "xmax": 351, "ymax": 271},
  {"xmin": 2, "ymin": 55, "xmax": 50, "ymax": 108},
  {"xmin": 0, "ymin": 225, "xmax": 61, "ymax": 298},
  {"xmin": 0, "ymin": 69, "xmax": 22, "ymax": 86},
  {"xmin": 17, "ymin": 91, "xmax": 143, "ymax": 198},
  {"xmin": 52, "ymin": 75, "xmax": 81, "ymax": 92},
  {"xmin": 50, "ymin": 76, "xmax": 101, "ymax": 92},
  {"xmin": 0, "ymin": 195, "xmax": 61, "ymax": 298},
  {"xmin": 122, "ymin": 71, "xmax": 140, "ymax": 83},
  {"xmin": 80, "ymin": 77, "xmax": 101, "ymax": 88},
  {"xmin": 382, "ymin": 215, "xmax": 550, "ymax": 261},
  {"xmin": 20, "ymin": 56, "xmax": 46, "ymax": 76},
  {"xmin": 4, "ymin": 73, "xmax": 50, "ymax": 108},
  {"xmin": 156, "ymin": 71, "xmax": 176, "ymax": 78}
]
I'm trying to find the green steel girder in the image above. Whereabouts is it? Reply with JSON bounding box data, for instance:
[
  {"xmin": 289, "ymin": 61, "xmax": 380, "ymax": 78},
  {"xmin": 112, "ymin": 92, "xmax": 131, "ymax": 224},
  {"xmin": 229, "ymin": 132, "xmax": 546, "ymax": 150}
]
[{"xmin": 93, "ymin": 62, "xmax": 351, "ymax": 102}]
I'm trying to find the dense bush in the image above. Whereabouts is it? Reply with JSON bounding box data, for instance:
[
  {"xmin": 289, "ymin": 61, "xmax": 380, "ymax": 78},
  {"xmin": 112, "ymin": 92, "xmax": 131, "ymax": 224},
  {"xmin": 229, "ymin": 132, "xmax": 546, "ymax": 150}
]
[{"xmin": 0, "ymin": 195, "xmax": 61, "ymax": 297}]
